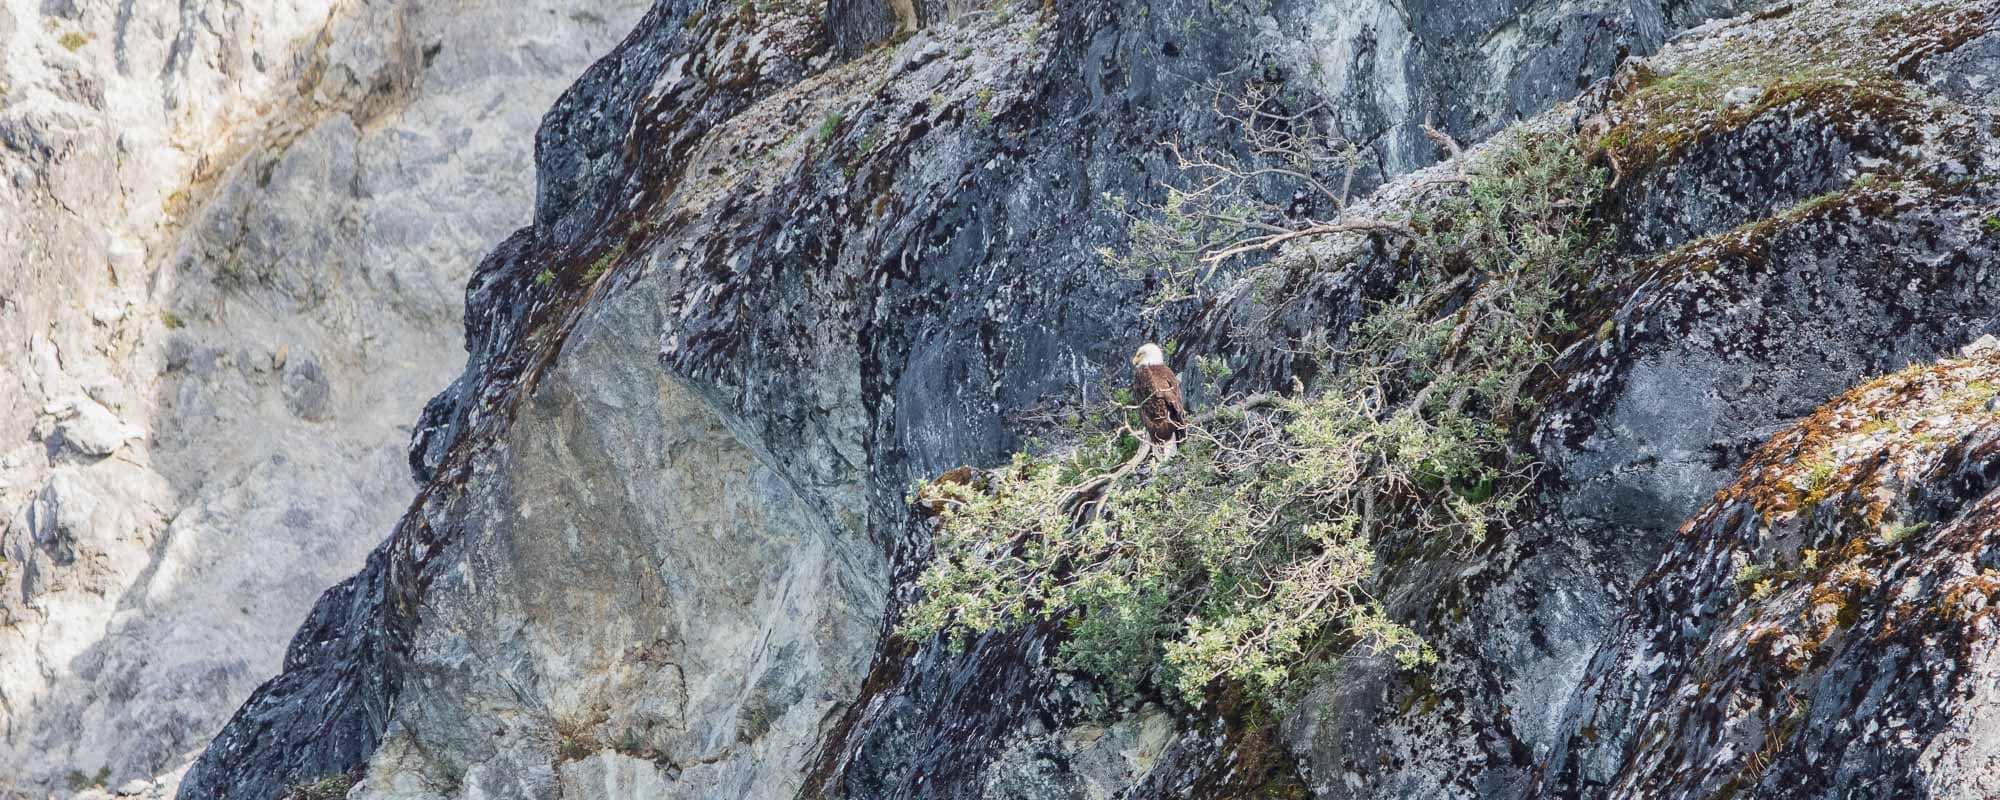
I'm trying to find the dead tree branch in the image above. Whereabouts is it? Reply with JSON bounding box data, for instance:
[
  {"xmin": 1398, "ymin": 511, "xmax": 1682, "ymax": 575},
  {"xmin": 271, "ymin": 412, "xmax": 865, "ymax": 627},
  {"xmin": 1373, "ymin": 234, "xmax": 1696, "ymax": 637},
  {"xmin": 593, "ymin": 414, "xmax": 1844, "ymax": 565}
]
[{"xmin": 1200, "ymin": 219, "xmax": 1416, "ymax": 265}]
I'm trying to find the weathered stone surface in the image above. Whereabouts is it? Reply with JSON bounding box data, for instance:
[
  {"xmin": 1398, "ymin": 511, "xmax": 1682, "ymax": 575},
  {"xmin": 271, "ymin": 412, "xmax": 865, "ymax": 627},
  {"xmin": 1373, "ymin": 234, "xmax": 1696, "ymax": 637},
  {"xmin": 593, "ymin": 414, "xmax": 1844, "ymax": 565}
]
[
  {"xmin": 1281, "ymin": 5, "xmax": 2000, "ymax": 799},
  {"xmin": 52, "ymin": 396, "xmax": 142, "ymax": 457},
  {"xmin": 0, "ymin": 0, "xmax": 646, "ymax": 795},
  {"xmin": 1548, "ymin": 354, "xmax": 2000, "ymax": 798},
  {"xmin": 348, "ymin": 273, "xmax": 887, "ymax": 800}
]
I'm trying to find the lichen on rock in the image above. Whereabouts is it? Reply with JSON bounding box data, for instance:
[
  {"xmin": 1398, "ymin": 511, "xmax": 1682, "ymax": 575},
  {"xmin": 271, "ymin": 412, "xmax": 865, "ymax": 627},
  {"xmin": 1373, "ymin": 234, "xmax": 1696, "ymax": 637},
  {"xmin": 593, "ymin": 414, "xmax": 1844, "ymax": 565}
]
[{"xmin": 1552, "ymin": 351, "xmax": 2000, "ymax": 799}]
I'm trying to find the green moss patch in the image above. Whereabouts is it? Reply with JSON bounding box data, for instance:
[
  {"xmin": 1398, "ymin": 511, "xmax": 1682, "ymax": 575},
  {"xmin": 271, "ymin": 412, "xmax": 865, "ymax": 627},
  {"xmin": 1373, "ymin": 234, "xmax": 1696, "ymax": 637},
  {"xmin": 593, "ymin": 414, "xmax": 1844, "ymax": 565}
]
[{"xmin": 1589, "ymin": 1, "xmax": 1990, "ymax": 178}]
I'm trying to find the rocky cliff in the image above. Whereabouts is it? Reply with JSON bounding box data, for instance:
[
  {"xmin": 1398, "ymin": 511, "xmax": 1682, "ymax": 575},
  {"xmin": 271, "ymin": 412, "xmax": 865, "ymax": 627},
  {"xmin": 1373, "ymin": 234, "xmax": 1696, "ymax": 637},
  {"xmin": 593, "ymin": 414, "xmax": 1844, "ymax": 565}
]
[
  {"xmin": 175, "ymin": 0, "xmax": 2000, "ymax": 798},
  {"xmin": 0, "ymin": 0, "xmax": 644, "ymax": 796}
]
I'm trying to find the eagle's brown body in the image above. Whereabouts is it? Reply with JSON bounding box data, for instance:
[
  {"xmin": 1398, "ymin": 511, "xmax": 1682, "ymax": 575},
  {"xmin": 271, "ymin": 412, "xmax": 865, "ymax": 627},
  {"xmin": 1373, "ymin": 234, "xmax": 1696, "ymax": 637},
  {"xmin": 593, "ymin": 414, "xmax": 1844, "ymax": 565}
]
[{"xmin": 1134, "ymin": 362, "xmax": 1188, "ymax": 446}]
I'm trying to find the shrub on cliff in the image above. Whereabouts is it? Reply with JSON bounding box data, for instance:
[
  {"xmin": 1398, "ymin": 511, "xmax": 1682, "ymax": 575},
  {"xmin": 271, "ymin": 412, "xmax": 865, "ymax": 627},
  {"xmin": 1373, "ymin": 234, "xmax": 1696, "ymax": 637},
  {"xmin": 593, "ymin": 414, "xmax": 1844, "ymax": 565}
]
[
  {"xmin": 902, "ymin": 126, "xmax": 1607, "ymax": 705},
  {"xmin": 281, "ymin": 774, "xmax": 356, "ymax": 800}
]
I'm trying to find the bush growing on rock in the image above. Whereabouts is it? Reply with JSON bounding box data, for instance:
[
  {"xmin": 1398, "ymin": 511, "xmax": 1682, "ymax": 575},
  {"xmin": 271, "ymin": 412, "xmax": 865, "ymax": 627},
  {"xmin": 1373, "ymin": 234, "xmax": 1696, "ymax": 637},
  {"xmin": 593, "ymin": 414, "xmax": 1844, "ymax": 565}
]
[
  {"xmin": 281, "ymin": 774, "xmax": 357, "ymax": 800},
  {"xmin": 63, "ymin": 766, "xmax": 109, "ymax": 792},
  {"xmin": 902, "ymin": 128, "xmax": 1608, "ymax": 705}
]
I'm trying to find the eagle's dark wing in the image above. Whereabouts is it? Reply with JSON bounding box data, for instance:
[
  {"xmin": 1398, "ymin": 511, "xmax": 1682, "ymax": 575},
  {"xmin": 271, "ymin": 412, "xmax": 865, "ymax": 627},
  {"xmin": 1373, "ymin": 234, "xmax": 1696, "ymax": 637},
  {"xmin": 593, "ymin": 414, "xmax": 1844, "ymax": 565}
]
[{"xmin": 1135, "ymin": 363, "xmax": 1189, "ymax": 444}]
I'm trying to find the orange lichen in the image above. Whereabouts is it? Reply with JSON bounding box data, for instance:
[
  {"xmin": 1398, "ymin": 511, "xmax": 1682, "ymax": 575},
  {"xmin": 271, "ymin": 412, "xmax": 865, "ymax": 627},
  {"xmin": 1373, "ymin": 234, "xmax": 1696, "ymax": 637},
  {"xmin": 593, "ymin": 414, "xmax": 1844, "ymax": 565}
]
[
  {"xmin": 1836, "ymin": 538, "xmax": 1871, "ymax": 564},
  {"xmin": 1689, "ymin": 353, "xmax": 2000, "ymax": 538},
  {"xmin": 1746, "ymin": 623, "xmax": 1810, "ymax": 675},
  {"xmin": 1937, "ymin": 570, "xmax": 2000, "ymax": 623},
  {"xmin": 1687, "ymin": 353, "xmax": 2000, "ymax": 679}
]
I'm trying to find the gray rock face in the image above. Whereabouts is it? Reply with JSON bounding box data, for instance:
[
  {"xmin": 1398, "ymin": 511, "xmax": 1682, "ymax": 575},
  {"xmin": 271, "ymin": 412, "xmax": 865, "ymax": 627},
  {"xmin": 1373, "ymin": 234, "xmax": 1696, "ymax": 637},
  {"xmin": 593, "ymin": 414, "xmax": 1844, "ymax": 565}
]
[
  {"xmin": 0, "ymin": 0, "xmax": 645, "ymax": 795},
  {"xmin": 1280, "ymin": 6, "xmax": 2000, "ymax": 799},
  {"xmin": 356, "ymin": 274, "xmax": 887, "ymax": 800},
  {"xmin": 186, "ymin": 1, "xmax": 2000, "ymax": 800},
  {"xmin": 1541, "ymin": 352, "xmax": 2000, "ymax": 799}
]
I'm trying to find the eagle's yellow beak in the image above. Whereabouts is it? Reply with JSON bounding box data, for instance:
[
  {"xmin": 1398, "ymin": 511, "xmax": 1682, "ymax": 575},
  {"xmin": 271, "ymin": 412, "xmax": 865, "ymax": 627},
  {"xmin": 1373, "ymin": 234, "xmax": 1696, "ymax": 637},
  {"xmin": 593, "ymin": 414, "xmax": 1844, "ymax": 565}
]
[{"xmin": 1131, "ymin": 352, "xmax": 1142, "ymax": 366}]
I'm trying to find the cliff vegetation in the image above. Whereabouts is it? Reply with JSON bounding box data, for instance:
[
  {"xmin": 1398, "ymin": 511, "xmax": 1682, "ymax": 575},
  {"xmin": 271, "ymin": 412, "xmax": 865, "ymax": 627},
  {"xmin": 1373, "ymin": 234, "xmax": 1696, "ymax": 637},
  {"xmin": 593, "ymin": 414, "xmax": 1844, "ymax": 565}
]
[{"xmin": 903, "ymin": 128, "xmax": 1609, "ymax": 705}]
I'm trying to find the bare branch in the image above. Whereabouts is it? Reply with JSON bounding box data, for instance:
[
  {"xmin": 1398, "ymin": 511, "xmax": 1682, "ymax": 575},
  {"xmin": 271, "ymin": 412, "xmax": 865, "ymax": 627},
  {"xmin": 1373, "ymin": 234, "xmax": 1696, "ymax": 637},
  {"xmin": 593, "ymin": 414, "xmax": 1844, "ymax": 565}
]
[
  {"xmin": 1200, "ymin": 219, "xmax": 1415, "ymax": 266},
  {"xmin": 1192, "ymin": 392, "xmax": 1281, "ymax": 425},
  {"xmin": 1422, "ymin": 115, "xmax": 1466, "ymax": 175},
  {"xmin": 1166, "ymin": 141, "xmax": 1346, "ymax": 209}
]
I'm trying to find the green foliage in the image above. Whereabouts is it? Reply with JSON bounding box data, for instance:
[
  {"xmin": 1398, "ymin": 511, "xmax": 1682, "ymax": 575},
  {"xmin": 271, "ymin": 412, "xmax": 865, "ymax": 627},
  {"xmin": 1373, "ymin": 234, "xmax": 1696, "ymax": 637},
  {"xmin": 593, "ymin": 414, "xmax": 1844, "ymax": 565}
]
[
  {"xmin": 817, "ymin": 110, "xmax": 844, "ymax": 142},
  {"xmin": 973, "ymin": 87, "xmax": 997, "ymax": 128},
  {"xmin": 65, "ymin": 766, "xmax": 110, "ymax": 791},
  {"xmin": 1197, "ymin": 354, "xmax": 1233, "ymax": 382},
  {"xmin": 1414, "ymin": 134, "xmax": 1604, "ymax": 276},
  {"xmin": 160, "ymin": 310, "xmax": 185, "ymax": 329},
  {"xmin": 905, "ymin": 130, "xmax": 1605, "ymax": 706},
  {"xmin": 535, "ymin": 268, "xmax": 556, "ymax": 288},
  {"xmin": 1096, "ymin": 81, "xmax": 1374, "ymax": 315},
  {"xmin": 283, "ymin": 774, "xmax": 357, "ymax": 800},
  {"xmin": 1405, "ymin": 134, "xmax": 1604, "ymax": 418},
  {"xmin": 1880, "ymin": 520, "xmax": 1928, "ymax": 545},
  {"xmin": 58, "ymin": 32, "xmax": 88, "ymax": 51},
  {"xmin": 585, "ymin": 243, "xmax": 626, "ymax": 284},
  {"xmin": 1096, "ymin": 185, "xmax": 1257, "ymax": 309},
  {"xmin": 1799, "ymin": 448, "xmax": 1838, "ymax": 508}
]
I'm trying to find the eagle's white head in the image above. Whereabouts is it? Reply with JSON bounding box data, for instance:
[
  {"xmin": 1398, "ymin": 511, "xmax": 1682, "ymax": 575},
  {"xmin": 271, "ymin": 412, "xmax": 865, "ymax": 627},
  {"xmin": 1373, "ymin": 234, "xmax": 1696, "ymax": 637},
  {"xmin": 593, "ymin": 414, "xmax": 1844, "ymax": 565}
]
[{"xmin": 1132, "ymin": 343, "xmax": 1166, "ymax": 367}]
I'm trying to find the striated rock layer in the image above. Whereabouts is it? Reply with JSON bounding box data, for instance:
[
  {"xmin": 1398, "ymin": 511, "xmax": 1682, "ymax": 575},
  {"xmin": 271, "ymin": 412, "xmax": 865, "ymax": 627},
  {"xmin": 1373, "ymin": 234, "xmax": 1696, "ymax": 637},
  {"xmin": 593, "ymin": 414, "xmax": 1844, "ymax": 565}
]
[{"xmin": 186, "ymin": 0, "xmax": 2000, "ymax": 799}]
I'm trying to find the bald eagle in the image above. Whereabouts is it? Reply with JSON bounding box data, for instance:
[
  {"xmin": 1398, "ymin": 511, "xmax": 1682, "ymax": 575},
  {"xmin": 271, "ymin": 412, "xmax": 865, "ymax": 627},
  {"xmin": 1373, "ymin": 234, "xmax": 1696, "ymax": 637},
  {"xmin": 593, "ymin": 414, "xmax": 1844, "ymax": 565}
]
[{"xmin": 1131, "ymin": 343, "xmax": 1188, "ymax": 456}]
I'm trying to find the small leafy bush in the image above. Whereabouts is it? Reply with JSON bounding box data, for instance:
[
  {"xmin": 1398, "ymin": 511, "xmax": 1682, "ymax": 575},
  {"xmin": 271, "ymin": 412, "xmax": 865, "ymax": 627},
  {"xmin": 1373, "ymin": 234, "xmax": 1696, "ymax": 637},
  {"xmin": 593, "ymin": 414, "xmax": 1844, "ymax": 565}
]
[
  {"xmin": 64, "ymin": 766, "xmax": 110, "ymax": 791},
  {"xmin": 584, "ymin": 242, "xmax": 626, "ymax": 284},
  {"xmin": 283, "ymin": 774, "xmax": 357, "ymax": 800}
]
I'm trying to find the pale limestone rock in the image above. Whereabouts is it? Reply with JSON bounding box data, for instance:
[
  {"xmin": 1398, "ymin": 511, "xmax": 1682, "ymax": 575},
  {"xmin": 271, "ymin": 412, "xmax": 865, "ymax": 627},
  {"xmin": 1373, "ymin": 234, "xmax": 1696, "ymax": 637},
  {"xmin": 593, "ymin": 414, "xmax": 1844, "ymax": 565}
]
[
  {"xmin": 1722, "ymin": 85, "xmax": 1762, "ymax": 106},
  {"xmin": 558, "ymin": 753, "xmax": 681, "ymax": 800},
  {"xmin": 52, "ymin": 395, "xmax": 142, "ymax": 456},
  {"xmin": 0, "ymin": 0, "xmax": 648, "ymax": 794}
]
